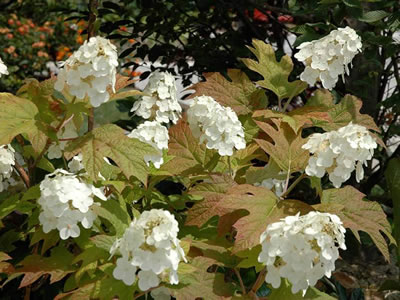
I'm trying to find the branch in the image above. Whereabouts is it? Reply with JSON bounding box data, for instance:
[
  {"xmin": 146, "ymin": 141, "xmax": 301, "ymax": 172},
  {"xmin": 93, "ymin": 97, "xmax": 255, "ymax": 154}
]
[
  {"xmin": 14, "ymin": 161, "xmax": 30, "ymax": 188},
  {"xmin": 234, "ymin": 268, "xmax": 246, "ymax": 295},
  {"xmin": 280, "ymin": 173, "xmax": 307, "ymax": 199},
  {"xmin": 251, "ymin": 268, "xmax": 266, "ymax": 296}
]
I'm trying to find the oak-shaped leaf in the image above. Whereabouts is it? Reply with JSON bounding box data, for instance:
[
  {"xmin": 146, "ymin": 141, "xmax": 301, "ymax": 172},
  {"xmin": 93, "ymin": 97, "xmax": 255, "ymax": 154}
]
[
  {"xmin": 185, "ymin": 174, "xmax": 237, "ymax": 226},
  {"xmin": 305, "ymin": 90, "xmax": 380, "ymax": 132},
  {"xmin": 162, "ymin": 119, "xmax": 222, "ymax": 176},
  {"xmin": 170, "ymin": 256, "xmax": 235, "ymax": 300},
  {"xmin": 255, "ymin": 119, "xmax": 308, "ymax": 173},
  {"xmin": 0, "ymin": 93, "xmax": 49, "ymax": 154},
  {"xmin": 12, "ymin": 246, "xmax": 76, "ymax": 288},
  {"xmin": 245, "ymin": 158, "xmax": 283, "ymax": 184},
  {"xmin": 242, "ymin": 40, "xmax": 307, "ymax": 100},
  {"xmin": 0, "ymin": 252, "xmax": 14, "ymax": 275},
  {"xmin": 253, "ymin": 107, "xmax": 331, "ymax": 133},
  {"xmin": 189, "ymin": 69, "xmax": 267, "ymax": 115},
  {"xmin": 313, "ymin": 186, "xmax": 395, "ymax": 261},
  {"xmin": 188, "ymin": 184, "xmax": 314, "ymax": 252},
  {"xmin": 65, "ymin": 124, "xmax": 157, "ymax": 185}
]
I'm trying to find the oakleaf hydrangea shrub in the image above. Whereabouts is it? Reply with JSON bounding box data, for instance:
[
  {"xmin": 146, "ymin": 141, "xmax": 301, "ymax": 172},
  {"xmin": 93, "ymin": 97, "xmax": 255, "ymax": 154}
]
[{"xmin": 0, "ymin": 26, "xmax": 395, "ymax": 300}]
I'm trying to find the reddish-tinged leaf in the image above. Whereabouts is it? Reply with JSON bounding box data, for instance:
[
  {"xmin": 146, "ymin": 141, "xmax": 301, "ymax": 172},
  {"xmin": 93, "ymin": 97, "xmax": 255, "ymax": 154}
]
[
  {"xmin": 0, "ymin": 252, "xmax": 11, "ymax": 262},
  {"xmin": 305, "ymin": 90, "xmax": 380, "ymax": 132},
  {"xmin": 0, "ymin": 252, "xmax": 14, "ymax": 275},
  {"xmin": 253, "ymin": 108, "xmax": 331, "ymax": 133},
  {"xmin": 188, "ymin": 184, "xmax": 314, "ymax": 252},
  {"xmin": 186, "ymin": 175, "xmax": 237, "ymax": 226},
  {"xmin": 313, "ymin": 186, "xmax": 395, "ymax": 261},
  {"xmin": 0, "ymin": 262, "xmax": 14, "ymax": 274},
  {"xmin": 221, "ymin": 185, "xmax": 313, "ymax": 252},
  {"xmin": 242, "ymin": 40, "xmax": 307, "ymax": 100},
  {"xmin": 255, "ymin": 119, "xmax": 308, "ymax": 173},
  {"xmin": 14, "ymin": 247, "xmax": 76, "ymax": 288},
  {"xmin": 189, "ymin": 69, "xmax": 267, "ymax": 115},
  {"xmin": 109, "ymin": 74, "xmax": 141, "ymax": 101},
  {"xmin": 112, "ymin": 74, "xmax": 135, "ymax": 93},
  {"xmin": 65, "ymin": 124, "xmax": 157, "ymax": 184},
  {"xmin": 170, "ymin": 257, "xmax": 235, "ymax": 300},
  {"xmin": 164, "ymin": 119, "xmax": 221, "ymax": 175}
]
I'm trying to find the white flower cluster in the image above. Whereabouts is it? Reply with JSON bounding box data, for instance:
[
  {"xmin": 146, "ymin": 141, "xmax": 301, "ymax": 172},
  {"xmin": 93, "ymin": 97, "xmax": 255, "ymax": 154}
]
[
  {"xmin": 0, "ymin": 58, "xmax": 8, "ymax": 77},
  {"xmin": 47, "ymin": 121, "xmax": 78, "ymax": 160},
  {"xmin": 0, "ymin": 145, "xmax": 15, "ymax": 192},
  {"xmin": 295, "ymin": 26, "xmax": 362, "ymax": 90},
  {"xmin": 258, "ymin": 211, "xmax": 346, "ymax": 295},
  {"xmin": 255, "ymin": 177, "xmax": 286, "ymax": 197},
  {"xmin": 302, "ymin": 122, "xmax": 377, "ymax": 188},
  {"xmin": 111, "ymin": 209, "xmax": 187, "ymax": 291},
  {"xmin": 131, "ymin": 71, "xmax": 182, "ymax": 124},
  {"xmin": 38, "ymin": 169, "xmax": 106, "ymax": 240},
  {"xmin": 55, "ymin": 36, "xmax": 118, "ymax": 107},
  {"xmin": 187, "ymin": 95, "xmax": 246, "ymax": 156},
  {"xmin": 127, "ymin": 121, "xmax": 169, "ymax": 169}
]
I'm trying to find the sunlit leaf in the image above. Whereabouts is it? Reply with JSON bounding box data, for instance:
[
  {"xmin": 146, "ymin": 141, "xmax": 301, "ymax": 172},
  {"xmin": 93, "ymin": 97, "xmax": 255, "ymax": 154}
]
[
  {"xmin": 242, "ymin": 40, "xmax": 307, "ymax": 100},
  {"xmin": 314, "ymin": 186, "xmax": 395, "ymax": 261}
]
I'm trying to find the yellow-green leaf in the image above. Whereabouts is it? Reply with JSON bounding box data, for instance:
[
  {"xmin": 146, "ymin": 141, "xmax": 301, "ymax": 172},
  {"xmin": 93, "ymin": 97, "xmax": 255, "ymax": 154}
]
[
  {"xmin": 170, "ymin": 256, "xmax": 235, "ymax": 300},
  {"xmin": 0, "ymin": 93, "xmax": 41, "ymax": 145},
  {"xmin": 242, "ymin": 40, "xmax": 307, "ymax": 100},
  {"xmin": 65, "ymin": 124, "xmax": 157, "ymax": 185}
]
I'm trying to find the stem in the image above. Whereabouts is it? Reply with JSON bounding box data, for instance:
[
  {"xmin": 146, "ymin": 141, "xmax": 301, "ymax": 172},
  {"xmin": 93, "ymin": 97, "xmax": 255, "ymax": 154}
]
[
  {"xmin": 282, "ymin": 96, "xmax": 294, "ymax": 112},
  {"xmin": 133, "ymin": 286, "xmax": 159, "ymax": 299},
  {"xmin": 14, "ymin": 161, "xmax": 30, "ymax": 188},
  {"xmin": 228, "ymin": 156, "xmax": 233, "ymax": 178},
  {"xmin": 280, "ymin": 173, "xmax": 307, "ymax": 199},
  {"xmin": 234, "ymin": 268, "xmax": 246, "ymax": 295},
  {"xmin": 59, "ymin": 137, "xmax": 78, "ymax": 142},
  {"xmin": 251, "ymin": 268, "xmax": 266, "ymax": 296},
  {"xmin": 87, "ymin": 0, "xmax": 99, "ymax": 39}
]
